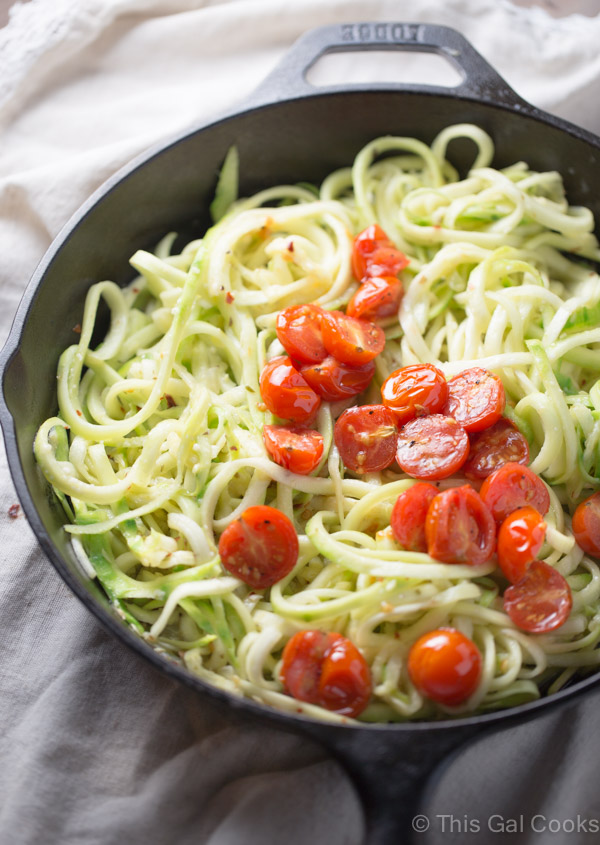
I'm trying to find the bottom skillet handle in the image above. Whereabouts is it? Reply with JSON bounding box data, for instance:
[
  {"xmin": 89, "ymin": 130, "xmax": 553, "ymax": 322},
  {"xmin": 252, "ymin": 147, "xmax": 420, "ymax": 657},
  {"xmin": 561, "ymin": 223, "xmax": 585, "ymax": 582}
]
[{"xmin": 303, "ymin": 722, "xmax": 487, "ymax": 845}]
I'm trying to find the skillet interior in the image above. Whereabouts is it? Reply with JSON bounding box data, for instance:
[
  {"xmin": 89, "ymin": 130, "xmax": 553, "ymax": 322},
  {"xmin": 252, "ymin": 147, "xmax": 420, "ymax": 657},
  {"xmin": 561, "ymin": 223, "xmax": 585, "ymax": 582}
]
[{"xmin": 4, "ymin": 88, "xmax": 600, "ymax": 725}]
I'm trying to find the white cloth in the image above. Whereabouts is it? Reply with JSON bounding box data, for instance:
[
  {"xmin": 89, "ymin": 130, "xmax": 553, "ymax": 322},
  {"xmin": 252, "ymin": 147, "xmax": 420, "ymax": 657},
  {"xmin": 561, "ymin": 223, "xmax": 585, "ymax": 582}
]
[{"xmin": 2, "ymin": 2, "xmax": 600, "ymax": 843}]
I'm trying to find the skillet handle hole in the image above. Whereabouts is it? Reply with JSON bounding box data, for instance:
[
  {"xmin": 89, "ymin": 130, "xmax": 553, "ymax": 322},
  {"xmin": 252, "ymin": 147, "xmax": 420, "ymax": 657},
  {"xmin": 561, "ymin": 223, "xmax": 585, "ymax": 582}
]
[{"xmin": 305, "ymin": 50, "xmax": 464, "ymax": 89}]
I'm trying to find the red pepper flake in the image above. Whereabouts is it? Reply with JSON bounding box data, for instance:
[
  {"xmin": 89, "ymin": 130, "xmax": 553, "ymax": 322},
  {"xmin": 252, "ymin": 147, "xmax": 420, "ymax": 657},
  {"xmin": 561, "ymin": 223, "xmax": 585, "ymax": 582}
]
[
  {"xmin": 226, "ymin": 291, "xmax": 235, "ymax": 304},
  {"xmin": 76, "ymin": 410, "xmax": 82, "ymax": 417},
  {"xmin": 165, "ymin": 394, "xmax": 176, "ymax": 408},
  {"xmin": 287, "ymin": 240, "xmax": 294, "ymax": 253},
  {"xmin": 72, "ymin": 324, "xmax": 81, "ymax": 334},
  {"xmin": 8, "ymin": 504, "xmax": 20, "ymax": 519},
  {"xmin": 132, "ymin": 287, "xmax": 139, "ymax": 294}
]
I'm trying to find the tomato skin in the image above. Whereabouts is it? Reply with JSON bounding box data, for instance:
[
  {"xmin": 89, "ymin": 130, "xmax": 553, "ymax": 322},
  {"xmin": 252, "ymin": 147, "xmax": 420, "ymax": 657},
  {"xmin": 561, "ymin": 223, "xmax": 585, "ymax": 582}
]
[
  {"xmin": 396, "ymin": 414, "xmax": 470, "ymax": 480},
  {"xmin": 218, "ymin": 505, "xmax": 298, "ymax": 589},
  {"xmin": 280, "ymin": 630, "xmax": 371, "ymax": 717},
  {"xmin": 300, "ymin": 355, "xmax": 375, "ymax": 402},
  {"xmin": 276, "ymin": 304, "xmax": 327, "ymax": 365},
  {"xmin": 334, "ymin": 404, "xmax": 398, "ymax": 473},
  {"xmin": 263, "ymin": 425, "xmax": 324, "ymax": 475},
  {"xmin": 504, "ymin": 560, "xmax": 572, "ymax": 633},
  {"xmin": 444, "ymin": 367, "xmax": 506, "ymax": 432},
  {"xmin": 425, "ymin": 485, "xmax": 496, "ymax": 565},
  {"xmin": 407, "ymin": 628, "xmax": 482, "ymax": 706},
  {"xmin": 321, "ymin": 311, "xmax": 385, "ymax": 366},
  {"xmin": 346, "ymin": 276, "xmax": 403, "ymax": 322},
  {"xmin": 260, "ymin": 356, "xmax": 321, "ymax": 424},
  {"xmin": 497, "ymin": 506, "xmax": 546, "ymax": 583},
  {"xmin": 572, "ymin": 492, "xmax": 600, "ymax": 558},
  {"xmin": 390, "ymin": 482, "xmax": 439, "ymax": 552},
  {"xmin": 352, "ymin": 224, "xmax": 408, "ymax": 280},
  {"xmin": 464, "ymin": 418, "xmax": 529, "ymax": 480},
  {"xmin": 479, "ymin": 462, "xmax": 550, "ymax": 524},
  {"xmin": 381, "ymin": 364, "xmax": 449, "ymax": 426}
]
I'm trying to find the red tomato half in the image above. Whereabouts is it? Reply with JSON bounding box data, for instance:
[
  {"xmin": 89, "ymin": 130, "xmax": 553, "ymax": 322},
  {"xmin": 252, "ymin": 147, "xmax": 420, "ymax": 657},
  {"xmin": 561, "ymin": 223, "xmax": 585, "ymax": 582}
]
[
  {"xmin": 260, "ymin": 356, "xmax": 321, "ymax": 424},
  {"xmin": 334, "ymin": 404, "xmax": 398, "ymax": 473},
  {"xmin": 300, "ymin": 356, "xmax": 375, "ymax": 402},
  {"xmin": 396, "ymin": 414, "xmax": 470, "ymax": 480},
  {"xmin": 504, "ymin": 560, "xmax": 572, "ymax": 633},
  {"xmin": 280, "ymin": 630, "xmax": 372, "ymax": 717},
  {"xmin": 572, "ymin": 492, "xmax": 600, "ymax": 558},
  {"xmin": 408, "ymin": 628, "xmax": 482, "ymax": 706},
  {"xmin": 321, "ymin": 311, "xmax": 385, "ymax": 366},
  {"xmin": 463, "ymin": 418, "xmax": 529, "ymax": 480},
  {"xmin": 425, "ymin": 485, "xmax": 496, "ymax": 565},
  {"xmin": 497, "ymin": 506, "xmax": 546, "ymax": 583},
  {"xmin": 352, "ymin": 224, "xmax": 408, "ymax": 280},
  {"xmin": 218, "ymin": 505, "xmax": 298, "ymax": 589},
  {"xmin": 390, "ymin": 482, "xmax": 439, "ymax": 552},
  {"xmin": 381, "ymin": 363, "xmax": 449, "ymax": 426},
  {"xmin": 263, "ymin": 425, "xmax": 324, "ymax": 475},
  {"xmin": 346, "ymin": 276, "xmax": 403, "ymax": 322},
  {"xmin": 276, "ymin": 304, "xmax": 326, "ymax": 365},
  {"xmin": 444, "ymin": 367, "xmax": 505, "ymax": 432},
  {"xmin": 479, "ymin": 462, "xmax": 550, "ymax": 524}
]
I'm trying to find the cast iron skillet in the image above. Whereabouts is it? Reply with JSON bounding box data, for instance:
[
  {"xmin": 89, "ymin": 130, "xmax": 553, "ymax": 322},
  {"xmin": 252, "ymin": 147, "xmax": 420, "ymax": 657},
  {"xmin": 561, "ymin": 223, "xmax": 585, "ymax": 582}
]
[{"xmin": 2, "ymin": 22, "xmax": 600, "ymax": 843}]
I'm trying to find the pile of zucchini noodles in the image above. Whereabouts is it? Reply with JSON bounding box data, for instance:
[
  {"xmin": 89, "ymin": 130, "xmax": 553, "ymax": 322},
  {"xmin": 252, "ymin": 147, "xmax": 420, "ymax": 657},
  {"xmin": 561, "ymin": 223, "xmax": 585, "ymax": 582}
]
[{"xmin": 35, "ymin": 124, "xmax": 600, "ymax": 722}]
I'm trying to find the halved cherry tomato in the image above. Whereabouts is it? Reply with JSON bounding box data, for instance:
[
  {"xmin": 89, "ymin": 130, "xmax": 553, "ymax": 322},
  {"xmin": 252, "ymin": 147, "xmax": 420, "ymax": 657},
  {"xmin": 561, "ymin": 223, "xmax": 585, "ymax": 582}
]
[
  {"xmin": 263, "ymin": 425, "xmax": 324, "ymax": 475},
  {"xmin": 390, "ymin": 482, "xmax": 439, "ymax": 552},
  {"xmin": 334, "ymin": 404, "xmax": 397, "ymax": 473},
  {"xmin": 276, "ymin": 304, "xmax": 326, "ymax": 365},
  {"xmin": 504, "ymin": 560, "xmax": 572, "ymax": 633},
  {"xmin": 444, "ymin": 367, "xmax": 505, "ymax": 432},
  {"xmin": 260, "ymin": 356, "xmax": 321, "ymax": 424},
  {"xmin": 300, "ymin": 356, "xmax": 375, "ymax": 402},
  {"xmin": 407, "ymin": 628, "xmax": 482, "ymax": 706},
  {"xmin": 381, "ymin": 363, "xmax": 448, "ymax": 426},
  {"xmin": 346, "ymin": 276, "xmax": 403, "ymax": 322},
  {"xmin": 321, "ymin": 311, "xmax": 385, "ymax": 367},
  {"xmin": 280, "ymin": 630, "xmax": 372, "ymax": 717},
  {"xmin": 218, "ymin": 505, "xmax": 298, "ymax": 589},
  {"xmin": 463, "ymin": 418, "xmax": 529, "ymax": 480},
  {"xmin": 479, "ymin": 462, "xmax": 550, "ymax": 524},
  {"xmin": 396, "ymin": 414, "xmax": 470, "ymax": 480},
  {"xmin": 572, "ymin": 492, "xmax": 600, "ymax": 558},
  {"xmin": 497, "ymin": 506, "xmax": 546, "ymax": 583},
  {"xmin": 425, "ymin": 485, "xmax": 496, "ymax": 565},
  {"xmin": 352, "ymin": 224, "xmax": 408, "ymax": 280}
]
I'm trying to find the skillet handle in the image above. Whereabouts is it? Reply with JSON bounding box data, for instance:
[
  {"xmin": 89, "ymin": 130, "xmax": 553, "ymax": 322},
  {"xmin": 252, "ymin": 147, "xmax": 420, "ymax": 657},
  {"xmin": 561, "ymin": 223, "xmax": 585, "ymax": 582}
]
[
  {"xmin": 301, "ymin": 720, "xmax": 490, "ymax": 845},
  {"xmin": 247, "ymin": 21, "xmax": 530, "ymax": 110}
]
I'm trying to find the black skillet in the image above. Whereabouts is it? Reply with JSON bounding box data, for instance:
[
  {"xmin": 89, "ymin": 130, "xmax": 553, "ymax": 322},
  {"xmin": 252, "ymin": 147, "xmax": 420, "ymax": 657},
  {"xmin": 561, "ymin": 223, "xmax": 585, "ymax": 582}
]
[{"xmin": 2, "ymin": 22, "xmax": 600, "ymax": 844}]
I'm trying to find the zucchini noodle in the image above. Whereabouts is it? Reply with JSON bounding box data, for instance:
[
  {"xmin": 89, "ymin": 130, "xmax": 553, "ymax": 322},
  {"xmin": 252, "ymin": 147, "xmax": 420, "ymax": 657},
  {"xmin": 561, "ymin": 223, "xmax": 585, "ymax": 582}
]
[{"xmin": 35, "ymin": 124, "xmax": 600, "ymax": 722}]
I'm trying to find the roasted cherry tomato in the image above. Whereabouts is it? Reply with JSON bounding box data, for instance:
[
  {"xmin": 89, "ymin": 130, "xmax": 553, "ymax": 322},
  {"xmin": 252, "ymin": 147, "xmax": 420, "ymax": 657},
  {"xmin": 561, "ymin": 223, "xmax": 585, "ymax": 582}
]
[
  {"xmin": 352, "ymin": 224, "xmax": 408, "ymax": 280},
  {"xmin": 444, "ymin": 367, "xmax": 505, "ymax": 432},
  {"xmin": 263, "ymin": 425, "xmax": 324, "ymax": 475},
  {"xmin": 334, "ymin": 404, "xmax": 397, "ymax": 473},
  {"xmin": 219, "ymin": 505, "xmax": 298, "ymax": 589},
  {"xmin": 300, "ymin": 356, "xmax": 375, "ymax": 402},
  {"xmin": 463, "ymin": 418, "xmax": 529, "ymax": 480},
  {"xmin": 497, "ymin": 506, "xmax": 546, "ymax": 583},
  {"xmin": 381, "ymin": 363, "xmax": 449, "ymax": 426},
  {"xmin": 572, "ymin": 492, "xmax": 600, "ymax": 558},
  {"xmin": 479, "ymin": 462, "xmax": 550, "ymax": 524},
  {"xmin": 396, "ymin": 414, "xmax": 470, "ymax": 480},
  {"xmin": 260, "ymin": 356, "xmax": 321, "ymax": 424},
  {"xmin": 407, "ymin": 628, "xmax": 482, "ymax": 706},
  {"xmin": 321, "ymin": 310, "xmax": 385, "ymax": 367},
  {"xmin": 280, "ymin": 630, "xmax": 372, "ymax": 717},
  {"xmin": 276, "ymin": 303, "xmax": 327, "ymax": 365},
  {"xmin": 390, "ymin": 482, "xmax": 439, "ymax": 553},
  {"xmin": 504, "ymin": 560, "xmax": 572, "ymax": 633},
  {"xmin": 346, "ymin": 276, "xmax": 403, "ymax": 322},
  {"xmin": 425, "ymin": 485, "xmax": 496, "ymax": 565}
]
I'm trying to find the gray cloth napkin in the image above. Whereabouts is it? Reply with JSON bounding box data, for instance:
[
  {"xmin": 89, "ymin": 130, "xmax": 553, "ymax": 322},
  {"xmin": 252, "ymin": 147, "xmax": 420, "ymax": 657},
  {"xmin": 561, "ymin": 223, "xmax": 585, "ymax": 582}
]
[{"xmin": 2, "ymin": 1, "xmax": 600, "ymax": 843}]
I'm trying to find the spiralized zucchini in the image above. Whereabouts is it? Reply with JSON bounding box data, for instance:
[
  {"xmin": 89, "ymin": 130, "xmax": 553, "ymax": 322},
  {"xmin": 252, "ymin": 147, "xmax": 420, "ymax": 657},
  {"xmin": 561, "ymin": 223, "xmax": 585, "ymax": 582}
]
[{"xmin": 35, "ymin": 124, "xmax": 600, "ymax": 722}]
